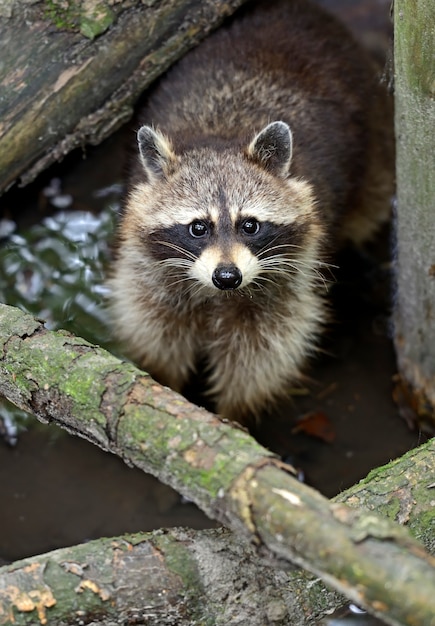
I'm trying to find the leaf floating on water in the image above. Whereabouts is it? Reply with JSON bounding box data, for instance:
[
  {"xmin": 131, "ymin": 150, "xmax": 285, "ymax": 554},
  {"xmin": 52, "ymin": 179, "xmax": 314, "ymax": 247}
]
[{"xmin": 292, "ymin": 410, "xmax": 336, "ymax": 443}]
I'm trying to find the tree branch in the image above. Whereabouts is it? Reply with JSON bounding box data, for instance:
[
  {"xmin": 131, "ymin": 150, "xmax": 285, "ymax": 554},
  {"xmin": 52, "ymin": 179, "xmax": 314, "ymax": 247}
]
[{"xmin": 0, "ymin": 303, "xmax": 434, "ymax": 626}]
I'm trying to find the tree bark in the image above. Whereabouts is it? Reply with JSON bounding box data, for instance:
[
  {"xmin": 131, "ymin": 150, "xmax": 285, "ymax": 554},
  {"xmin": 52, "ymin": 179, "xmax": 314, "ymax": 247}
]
[
  {"xmin": 0, "ymin": 303, "xmax": 434, "ymax": 626},
  {"xmin": 0, "ymin": 0, "xmax": 248, "ymax": 195},
  {"xmin": 0, "ymin": 528, "xmax": 337, "ymax": 626},
  {"xmin": 393, "ymin": 0, "xmax": 435, "ymax": 431},
  {"xmin": 336, "ymin": 441, "xmax": 435, "ymax": 556}
]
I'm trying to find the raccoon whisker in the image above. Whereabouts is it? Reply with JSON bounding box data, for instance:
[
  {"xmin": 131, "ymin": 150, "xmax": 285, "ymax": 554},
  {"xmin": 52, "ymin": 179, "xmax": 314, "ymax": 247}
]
[
  {"xmin": 258, "ymin": 258, "xmax": 332, "ymax": 291},
  {"xmin": 157, "ymin": 258, "xmax": 194, "ymax": 272},
  {"xmin": 254, "ymin": 282, "xmax": 279, "ymax": 296},
  {"xmin": 153, "ymin": 240, "xmax": 198, "ymax": 262},
  {"xmin": 164, "ymin": 279, "xmax": 204, "ymax": 302},
  {"xmin": 259, "ymin": 254, "xmax": 335, "ymax": 276},
  {"xmin": 184, "ymin": 284, "xmax": 205, "ymax": 300},
  {"xmin": 258, "ymin": 256, "xmax": 311, "ymax": 274},
  {"xmin": 309, "ymin": 260, "xmax": 338, "ymax": 274},
  {"xmin": 322, "ymin": 264, "xmax": 338, "ymax": 281},
  {"xmin": 258, "ymin": 253, "xmax": 334, "ymax": 285},
  {"xmin": 164, "ymin": 276, "xmax": 195, "ymax": 289},
  {"xmin": 259, "ymin": 266, "xmax": 299, "ymax": 279},
  {"xmin": 262, "ymin": 266, "xmax": 313, "ymax": 283},
  {"xmin": 243, "ymin": 281, "xmax": 267, "ymax": 296},
  {"xmin": 257, "ymin": 240, "xmax": 304, "ymax": 259},
  {"xmin": 273, "ymin": 259, "xmax": 336, "ymax": 284},
  {"xmin": 261, "ymin": 241, "xmax": 304, "ymax": 252},
  {"xmin": 257, "ymin": 245, "xmax": 334, "ymax": 269},
  {"xmin": 185, "ymin": 278, "xmax": 214, "ymax": 298},
  {"xmin": 253, "ymin": 273, "xmax": 279, "ymax": 287},
  {"xmin": 157, "ymin": 256, "xmax": 192, "ymax": 266},
  {"xmin": 259, "ymin": 250, "xmax": 334, "ymax": 271}
]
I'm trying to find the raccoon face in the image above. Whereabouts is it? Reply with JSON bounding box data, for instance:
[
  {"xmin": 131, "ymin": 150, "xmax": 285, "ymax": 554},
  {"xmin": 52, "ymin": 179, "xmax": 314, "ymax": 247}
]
[{"xmin": 129, "ymin": 122, "xmax": 322, "ymax": 295}]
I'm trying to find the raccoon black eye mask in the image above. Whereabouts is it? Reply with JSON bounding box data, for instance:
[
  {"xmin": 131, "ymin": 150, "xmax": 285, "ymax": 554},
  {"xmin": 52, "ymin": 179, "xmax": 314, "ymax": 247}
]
[
  {"xmin": 147, "ymin": 216, "xmax": 306, "ymax": 279},
  {"xmin": 108, "ymin": 0, "xmax": 394, "ymax": 423}
]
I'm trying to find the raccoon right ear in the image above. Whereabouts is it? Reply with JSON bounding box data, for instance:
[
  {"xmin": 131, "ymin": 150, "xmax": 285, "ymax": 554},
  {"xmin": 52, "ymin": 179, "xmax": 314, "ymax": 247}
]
[
  {"xmin": 137, "ymin": 126, "xmax": 176, "ymax": 181},
  {"xmin": 247, "ymin": 121, "xmax": 293, "ymax": 178}
]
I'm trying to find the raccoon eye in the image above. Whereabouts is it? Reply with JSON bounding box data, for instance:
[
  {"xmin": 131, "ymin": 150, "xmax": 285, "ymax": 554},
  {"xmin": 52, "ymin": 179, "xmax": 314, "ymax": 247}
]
[
  {"xmin": 189, "ymin": 220, "xmax": 209, "ymax": 238},
  {"xmin": 241, "ymin": 218, "xmax": 260, "ymax": 235}
]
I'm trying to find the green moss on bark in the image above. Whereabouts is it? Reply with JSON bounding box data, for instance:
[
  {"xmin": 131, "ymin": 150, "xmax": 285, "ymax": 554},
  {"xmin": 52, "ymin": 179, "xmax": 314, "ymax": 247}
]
[
  {"xmin": 80, "ymin": 1, "xmax": 115, "ymax": 38},
  {"xmin": 44, "ymin": 0, "xmax": 115, "ymax": 37},
  {"xmin": 44, "ymin": 0, "xmax": 81, "ymax": 31}
]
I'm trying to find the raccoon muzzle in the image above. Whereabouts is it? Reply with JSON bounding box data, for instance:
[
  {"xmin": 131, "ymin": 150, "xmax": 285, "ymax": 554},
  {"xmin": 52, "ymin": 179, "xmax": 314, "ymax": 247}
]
[{"xmin": 212, "ymin": 263, "xmax": 242, "ymax": 290}]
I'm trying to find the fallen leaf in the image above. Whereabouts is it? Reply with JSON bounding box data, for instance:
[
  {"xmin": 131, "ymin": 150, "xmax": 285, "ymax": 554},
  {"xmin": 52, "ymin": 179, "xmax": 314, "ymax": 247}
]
[{"xmin": 292, "ymin": 411, "xmax": 336, "ymax": 443}]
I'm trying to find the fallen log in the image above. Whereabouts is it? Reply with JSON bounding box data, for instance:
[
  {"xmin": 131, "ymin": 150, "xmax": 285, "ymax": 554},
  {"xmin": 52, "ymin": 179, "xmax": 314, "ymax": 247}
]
[
  {"xmin": 0, "ymin": 0, "xmax": 248, "ymax": 195},
  {"xmin": 0, "ymin": 303, "xmax": 434, "ymax": 626}
]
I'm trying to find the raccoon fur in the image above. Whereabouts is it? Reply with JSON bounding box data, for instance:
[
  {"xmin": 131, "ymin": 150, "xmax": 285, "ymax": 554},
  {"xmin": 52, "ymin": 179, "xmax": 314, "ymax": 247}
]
[{"xmin": 108, "ymin": 0, "xmax": 394, "ymax": 423}]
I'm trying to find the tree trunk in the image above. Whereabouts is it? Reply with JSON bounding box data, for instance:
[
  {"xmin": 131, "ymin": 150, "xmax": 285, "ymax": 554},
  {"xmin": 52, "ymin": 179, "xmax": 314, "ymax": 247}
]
[
  {"xmin": 0, "ymin": 0, "xmax": 248, "ymax": 195},
  {"xmin": 393, "ymin": 0, "xmax": 435, "ymax": 432},
  {"xmin": 0, "ymin": 303, "xmax": 434, "ymax": 626}
]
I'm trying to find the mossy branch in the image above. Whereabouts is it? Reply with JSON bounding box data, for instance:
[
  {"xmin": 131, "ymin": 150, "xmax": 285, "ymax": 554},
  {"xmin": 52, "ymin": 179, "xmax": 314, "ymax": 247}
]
[{"xmin": 0, "ymin": 303, "xmax": 434, "ymax": 626}]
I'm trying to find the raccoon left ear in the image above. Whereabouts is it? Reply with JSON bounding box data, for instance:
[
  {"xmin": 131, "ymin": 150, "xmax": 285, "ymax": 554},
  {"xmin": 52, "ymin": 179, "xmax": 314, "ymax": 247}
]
[
  {"xmin": 137, "ymin": 125, "xmax": 176, "ymax": 182},
  {"xmin": 247, "ymin": 121, "xmax": 293, "ymax": 178}
]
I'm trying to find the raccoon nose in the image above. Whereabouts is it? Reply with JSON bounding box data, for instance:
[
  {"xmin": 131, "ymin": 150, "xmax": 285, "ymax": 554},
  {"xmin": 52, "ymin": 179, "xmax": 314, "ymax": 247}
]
[{"xmin": 212, "ymin": 264, "xmax": 242, "ymax": 290}]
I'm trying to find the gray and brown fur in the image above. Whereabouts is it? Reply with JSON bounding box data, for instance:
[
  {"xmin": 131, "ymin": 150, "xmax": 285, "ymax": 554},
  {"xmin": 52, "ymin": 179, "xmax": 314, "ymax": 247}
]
[{"xmin": 108, "ymin": 0, "xmax": 394, "ymax": 423}]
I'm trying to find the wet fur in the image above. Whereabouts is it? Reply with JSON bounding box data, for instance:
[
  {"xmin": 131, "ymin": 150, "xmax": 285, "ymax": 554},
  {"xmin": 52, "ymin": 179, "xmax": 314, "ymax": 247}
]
[{"xmin": 109, "ymin": 0, "xmax": 394, "ymax": 423}]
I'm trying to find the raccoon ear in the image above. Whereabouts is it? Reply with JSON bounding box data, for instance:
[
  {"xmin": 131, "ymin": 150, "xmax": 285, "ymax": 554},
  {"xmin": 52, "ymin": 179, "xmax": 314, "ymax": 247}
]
[
  {"xmin": 247, "ymin": 121, "xmax": 293, "ymax": 178},
  {"xmin": 137, "ymin": 126, "xmax": 175, "ymax": 181}
]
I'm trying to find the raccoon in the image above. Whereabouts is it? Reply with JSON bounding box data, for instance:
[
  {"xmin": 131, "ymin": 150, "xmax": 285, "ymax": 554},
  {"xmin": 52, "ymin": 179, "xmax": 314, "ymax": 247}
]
[{"xmin": 108, "ymin": 0, "xmax": 394, "ymax": 423}]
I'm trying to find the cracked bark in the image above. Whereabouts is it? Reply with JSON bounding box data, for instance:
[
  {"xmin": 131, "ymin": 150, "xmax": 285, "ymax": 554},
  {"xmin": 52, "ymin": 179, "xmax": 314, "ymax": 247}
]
[{"xmin": 0, "ymin": 303, "xmax": 434, "ymax": 626}]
